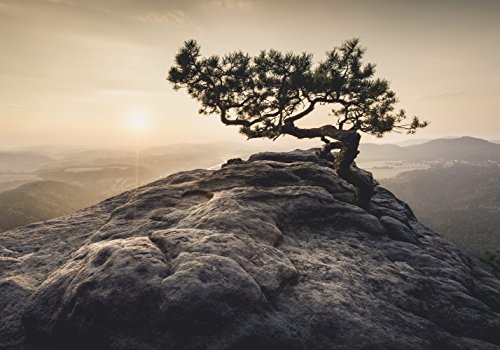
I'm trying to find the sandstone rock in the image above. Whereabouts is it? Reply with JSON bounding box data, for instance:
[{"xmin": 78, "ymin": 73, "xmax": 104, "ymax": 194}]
[{"xmin": 0, "ymin": 150, "xmax": 499, "ymax": 350}]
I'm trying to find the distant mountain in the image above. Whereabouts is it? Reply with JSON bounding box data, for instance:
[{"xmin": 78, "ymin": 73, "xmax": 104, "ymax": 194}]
[
  {"xmin": 29, "ymin": 142, "xmax": 257, "ymax": 199},
  {"xmin": 54, "ymin": 148, "xmax": 133, "ymax": 165},
  {"xmin": 36, "ymin": 165, "xmax": 154, "ymax": 200},
  {"xmin": 359, "ymin": 136, "xmax": 500, "ymax": 162},
  {"xmin": 406, "ymin": 136, "xmax": 500, "ymax": 161},
  {"xmin": 142, "ymin": 141, "xmax": 251, "ymax": 156},
  {"xmin": 358, "ymin": 143, "xmax": 407, "ymax": 161},
  {"xmin": 19, "ymin": 142, "xmax": 255, "ymax": 174},
  {"xmin": 396, "ymin": 138, "xmax": 431, "ymax": 147},
  {"xmin": 0, "ymin": 180, "xmax": 97, "ymax": 232},
  {"xmin": 0, "ymin": 152, "xmax": 53, "ymax": 172},
  {"xmin": 7, "ymin": 144, "xmax": 98, "ymax": 159},
  {"xmin": 381, "ymin": 164, "xmax": 500, "ymax": 257},
  {"xmin": 4, "ymin": 138, "xmax": 499, "ymax": 173}
]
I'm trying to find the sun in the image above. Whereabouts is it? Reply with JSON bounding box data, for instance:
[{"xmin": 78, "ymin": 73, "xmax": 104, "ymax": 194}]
[{"xmin": 129, "ymin": 115, "xmax": 149, "ymax": 132}]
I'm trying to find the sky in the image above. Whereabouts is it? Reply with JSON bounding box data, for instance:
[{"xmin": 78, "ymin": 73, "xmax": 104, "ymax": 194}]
[{"xmin": 0, "ymin": 0, "xmax": 499, "ymax": 149}]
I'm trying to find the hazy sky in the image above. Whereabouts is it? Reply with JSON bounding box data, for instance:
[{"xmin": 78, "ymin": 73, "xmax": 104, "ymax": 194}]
[{"xmin": 1, "ymin": 0, "xmax": 499, "ymax": 148}]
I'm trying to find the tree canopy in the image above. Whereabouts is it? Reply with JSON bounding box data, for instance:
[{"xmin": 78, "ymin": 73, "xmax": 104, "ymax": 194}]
[
  {"xmin": 168, "ymin": 38, "xmax": 426, "ymax": 141},
  {"xmin": 168, "ymin": 39, "xmax": 428, "ymax": 207}
]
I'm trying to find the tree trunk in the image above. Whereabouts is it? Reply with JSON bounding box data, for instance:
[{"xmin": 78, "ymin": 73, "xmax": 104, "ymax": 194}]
[
  {"xmin": 332, "ymin": 132, "xmax": 373, "ymax": 209},
  {"xmin": 282, "ymin": 122, "xmax": 374, "ymax": 208}
]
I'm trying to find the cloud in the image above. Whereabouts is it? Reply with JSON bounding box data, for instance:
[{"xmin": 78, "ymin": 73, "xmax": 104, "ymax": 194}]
[
  {"xmin": 418, "ymin": 86, "xmax": 496, "ymax": 101},
  {"xmin": 44, "ymin": 0, "xmax": 75, "ymax": 4},
  {"xmin": 97, "ymin": 88, "xmax": 163, "ymax": 97},
  {"xmin": 418, "ymin": 90, "xmax": 467, "ymax": 100},
  {"xmin": 132, "ymin": 10, "xmax": 191, "ymax": 27},
  {"xmin": 202, "ymin": 0, "xmax": 256, "ymax": 10},
  {"xmin": 0, "ymin": 1, "xmax": 17, "ymax": 13},
  {"xmin": 424, "ymin": 55, "xmax": 463, "ymax": 68},
  {"xmin": 5, "ymin": 103, "xmax": 23, "ymax": 109}
]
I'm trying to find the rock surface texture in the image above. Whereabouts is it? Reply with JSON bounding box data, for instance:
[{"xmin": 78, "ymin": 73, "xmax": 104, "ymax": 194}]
[{"xmin": 1, "ymin": 150, "xmax": 499, "ymax": 350}]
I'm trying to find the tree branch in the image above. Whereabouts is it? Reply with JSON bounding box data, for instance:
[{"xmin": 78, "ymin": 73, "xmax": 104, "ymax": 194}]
[{"xmin": 282, "ymin": 120, "xmax": 352, "ymax": 141}]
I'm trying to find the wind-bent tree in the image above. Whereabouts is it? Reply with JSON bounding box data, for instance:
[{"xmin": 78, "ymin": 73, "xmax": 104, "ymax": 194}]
[{"xmin": 167, "ymin": 39, "xmax": 427, "ymax": 208}]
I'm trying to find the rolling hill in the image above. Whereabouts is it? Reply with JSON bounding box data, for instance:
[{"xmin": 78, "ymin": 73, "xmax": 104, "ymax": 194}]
[{"xmin": 0, "ymin": 180, "xmax": 97, "ymax": 232}]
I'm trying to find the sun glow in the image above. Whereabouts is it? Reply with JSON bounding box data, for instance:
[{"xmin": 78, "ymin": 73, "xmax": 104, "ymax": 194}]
[{"xmin": 129, "ymin": 115, "xmax": 149, "ymax": 132}]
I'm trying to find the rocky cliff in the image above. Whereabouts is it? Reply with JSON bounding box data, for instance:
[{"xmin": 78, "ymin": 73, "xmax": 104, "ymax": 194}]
[{"xmin": 1, "ymin": 150, "xmax": 499, "ymax": 350}]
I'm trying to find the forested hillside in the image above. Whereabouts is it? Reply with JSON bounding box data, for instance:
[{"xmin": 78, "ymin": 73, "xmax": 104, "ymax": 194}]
[
  {"xmin": 381, "ymin": 164, "xmax": 500, "ymax": 274},
  {"xmin": 0, "ymin": 181, "xmax": 97, "ymax": 231}
]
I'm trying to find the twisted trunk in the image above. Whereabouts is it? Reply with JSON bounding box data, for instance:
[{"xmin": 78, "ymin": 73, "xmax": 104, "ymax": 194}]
[
  {"xmin": 333, "ymin": 132, "xmax": 373, "ymax": 209},
  {"xmin": 282, "ymin": 122, "xmax": 373, "ymax": 208}
]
